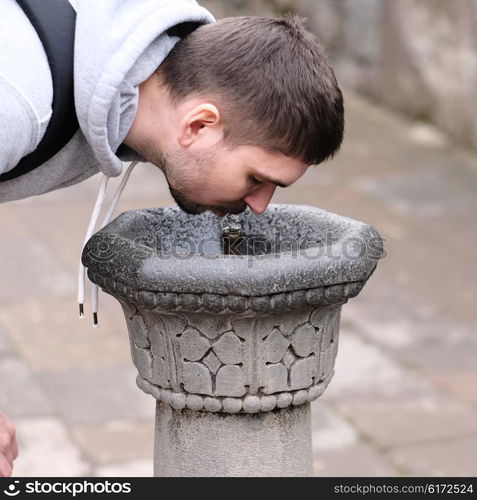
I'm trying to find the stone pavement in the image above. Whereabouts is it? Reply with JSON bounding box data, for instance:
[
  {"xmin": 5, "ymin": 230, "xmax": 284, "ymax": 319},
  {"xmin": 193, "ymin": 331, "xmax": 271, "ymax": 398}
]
[{"xmin": 1, "ymin": 23, "xmax": 477, "ymax": 477}]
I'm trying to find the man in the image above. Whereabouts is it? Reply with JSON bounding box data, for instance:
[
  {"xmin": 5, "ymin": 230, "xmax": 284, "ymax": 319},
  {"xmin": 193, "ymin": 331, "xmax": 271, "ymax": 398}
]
[{"xmin": 0, "ymin": 0, "xmax": 344, "ymax": 477}]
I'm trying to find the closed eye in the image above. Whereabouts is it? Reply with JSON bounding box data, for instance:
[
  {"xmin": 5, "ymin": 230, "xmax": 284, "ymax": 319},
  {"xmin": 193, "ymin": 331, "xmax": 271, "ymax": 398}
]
[
  {"xmin": 249, "ymin": 175, "xmax": 290, "ymax": 189},
  {"xmin": 249, "ymin": 176, "xmax": 263, "ymax": 186}
]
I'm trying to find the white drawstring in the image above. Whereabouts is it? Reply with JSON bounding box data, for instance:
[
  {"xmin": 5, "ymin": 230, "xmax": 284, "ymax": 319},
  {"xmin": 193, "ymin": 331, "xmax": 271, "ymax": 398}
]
[
  {"xmin": 78, "ymin": 174, "xmax": 110, "ymax": 319},
  {"xmin": 91, "ymin": 160, "xmax": 138, "ymax": 327},
  {"xmin": 78, "ymin": 161, "xmax": 139, "ymax": 326}
]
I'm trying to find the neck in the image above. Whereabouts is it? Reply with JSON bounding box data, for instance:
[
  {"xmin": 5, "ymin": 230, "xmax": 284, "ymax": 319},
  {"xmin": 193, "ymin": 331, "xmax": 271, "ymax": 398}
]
[{"xmin": 123, "ymin": 73, "xmax": 173, "ymax": 155}]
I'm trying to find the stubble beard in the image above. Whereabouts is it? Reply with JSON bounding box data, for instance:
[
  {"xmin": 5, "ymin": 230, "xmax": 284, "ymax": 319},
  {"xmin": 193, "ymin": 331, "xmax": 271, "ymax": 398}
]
[{"xmin": 135, "ymin": 141, "xmax": 247, "ymax": 216}]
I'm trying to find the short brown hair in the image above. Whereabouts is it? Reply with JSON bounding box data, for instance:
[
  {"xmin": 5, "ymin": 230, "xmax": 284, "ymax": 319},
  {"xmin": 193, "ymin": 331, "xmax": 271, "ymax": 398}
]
[{"xmin": 158, "ymin": 15, "xmax": 344, "ymax": 165}]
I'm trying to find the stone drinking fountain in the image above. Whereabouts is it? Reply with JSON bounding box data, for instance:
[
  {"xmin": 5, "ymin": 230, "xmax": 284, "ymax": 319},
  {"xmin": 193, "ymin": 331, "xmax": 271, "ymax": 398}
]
[{"xmin": 82, "ymin": 204, "xmax": 382, "ymax": 477}]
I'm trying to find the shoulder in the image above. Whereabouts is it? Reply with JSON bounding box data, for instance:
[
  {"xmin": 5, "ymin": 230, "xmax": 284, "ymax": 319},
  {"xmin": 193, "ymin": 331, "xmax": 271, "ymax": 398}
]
[{"xmin": 0, "ymin": 77, "xmax": 46, "ymax": 175}]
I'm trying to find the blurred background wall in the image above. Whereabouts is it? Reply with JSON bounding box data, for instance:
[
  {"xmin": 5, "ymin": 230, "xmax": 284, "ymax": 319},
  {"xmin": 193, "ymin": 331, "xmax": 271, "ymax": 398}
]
[{"xmin": 217, "ymin": 0, "xmax": 477, "ymax": 154}]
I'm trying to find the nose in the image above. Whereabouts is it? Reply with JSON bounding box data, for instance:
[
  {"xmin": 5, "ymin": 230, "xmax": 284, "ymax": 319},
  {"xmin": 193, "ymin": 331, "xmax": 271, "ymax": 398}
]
[{"xmin": 242, "ymin": 183, "xmax": 277, "ymax": 215}]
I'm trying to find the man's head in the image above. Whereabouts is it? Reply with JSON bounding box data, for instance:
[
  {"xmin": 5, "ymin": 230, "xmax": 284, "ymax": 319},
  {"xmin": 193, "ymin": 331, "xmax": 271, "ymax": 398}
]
[{"xmin": 124, "ymin": 15, "xmax": 344, "ymax": 216}]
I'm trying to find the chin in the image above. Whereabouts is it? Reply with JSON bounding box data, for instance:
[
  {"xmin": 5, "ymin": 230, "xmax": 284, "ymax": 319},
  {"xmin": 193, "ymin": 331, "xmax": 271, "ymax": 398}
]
[{"xmin": 177, "ymin": 203, "xmax": 209, "ymax": 215}]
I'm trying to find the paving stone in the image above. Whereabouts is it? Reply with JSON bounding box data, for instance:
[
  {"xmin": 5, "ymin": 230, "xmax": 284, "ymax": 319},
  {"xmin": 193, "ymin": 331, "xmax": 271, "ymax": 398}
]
[
  {"xmin": 71, "ymin": 419, "xmax": 155, "ymax": 465},
  {"xmin": 117, "ymin": 162, "xmax": 175, "ymax": 205},
  {"xmin": 0, "ymin": 295, "xmax": 132, "ymax": 373},
  {"xmin": 324, "ymin": 329, "xmax": 427, "ymax": 400},
  {"xmin": 12, "ymin": 173, "xmax": 174, "ymax": 271},
  {"xmin": 0, "ymin": 203, "xmax": 38, "ymax": 238},
  {"xmin": 94, "ymin": 459, "xmax": 153, "ymax": 478},
  {"xmin": 311, "ymin": 404, "xmax": 358, "ymax": 452},
  {"xmin": 357, "ymin": 166, "xmax": 477, "ymax": 217},
  {"xmin": 336, "ymin": 394, "xmax": 477, "ymax": 448},
  {"xmin": 341, "ymin": 299, "xmax": 421, "ymax": 351},
  {"xmin": 12, "ymin": 201, "xmax": 94, "ymax": 271},
  {"xmin": 424, "ymin": 371, "xmax": 477, "ymax": 406},
  {"xmin": 340, "ymin": 280, "xmax": 474, "ymax": 352},
  {"xmin": 340, "ymin": 232, "xmax": 477, "ymax": 331},
  {"xmin": 13, "ymin": 417, "xmax": 90, "ymax": 477},
  {"xmin": 388, "ymin": 435, "xmax": 477, "ymax": 477},
  {"xmin": 399, "ymin": 338, "xmax": 477, "ymax": 372},
  {"xmin": 0, "ymin": 356, "xmax": 52, "ymax": 417},
  {"xmin": 314, "ymin": 443, "xmax": 399, "ymax": 477},
  {"xmin": 37, "ymin": 365, "xmax": 155, "ymax": 425},
  {"xmin": 407, "ymin": 122, "xmax": 448, "ymax": 149},
  {"xmin": 342, "ymin": 281, "xmax": 477, "ymax": 372},
  {"xmin": 0, "ymin": 325, "xmax": 12, "ymax": 355},
  {"xmin": 0, "ymin": 238, "xmax": 73, "ymax": 302}
]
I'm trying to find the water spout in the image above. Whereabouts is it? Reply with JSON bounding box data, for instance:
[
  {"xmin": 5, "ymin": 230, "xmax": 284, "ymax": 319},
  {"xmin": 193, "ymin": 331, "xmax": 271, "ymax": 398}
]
[{"xmin": 221, "ymin": 214, "xmax": 244, "ymax": 256}]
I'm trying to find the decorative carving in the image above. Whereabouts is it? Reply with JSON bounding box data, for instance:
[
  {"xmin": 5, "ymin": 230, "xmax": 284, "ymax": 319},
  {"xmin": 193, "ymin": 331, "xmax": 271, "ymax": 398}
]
[
  {"xmin": 213, "ymin": 331, "xmax": 242, "ymax": 365},
  {"xmin": 120, "ymin": 302, "xmax": 341, "ymax": 413},
  {"xmin": 137, "ymin": 375, "xmax": 332, "ymax": 414},
  {"xmin": 264, "ymin": 329, "xmax": 289, "ymax": 363}
]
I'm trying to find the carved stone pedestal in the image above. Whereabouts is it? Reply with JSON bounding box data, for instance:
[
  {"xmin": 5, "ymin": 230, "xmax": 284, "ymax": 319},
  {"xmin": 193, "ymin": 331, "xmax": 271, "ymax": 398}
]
[
  {"xmin": 124, "ymin": 297, "xmax": 341, "ymax": 476},
  {"xmin": 83, "ymin": 204, "xmax": 382, "ymax": 477}
]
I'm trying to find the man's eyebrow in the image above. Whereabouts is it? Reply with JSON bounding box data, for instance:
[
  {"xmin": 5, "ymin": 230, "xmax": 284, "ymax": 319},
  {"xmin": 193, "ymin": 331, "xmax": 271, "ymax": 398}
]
[
  {"xmin": 267, "ymin": 178, "xmax": 291, "ymax": 188},
  {"xmin": 257, "ymin": 174, "xmax": 291, "ymax": 187},
  {"xmin": 251, "ymin": 173, "xmax": 292, "ymax": 188}
]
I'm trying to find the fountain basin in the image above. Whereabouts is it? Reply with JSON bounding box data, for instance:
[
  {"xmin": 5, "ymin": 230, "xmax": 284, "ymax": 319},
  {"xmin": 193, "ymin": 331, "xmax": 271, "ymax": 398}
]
[
  {"xmin": 82, "ymin": 203, "xmax": 382, "ymax": 413},
  {"xmin": 82, "ymin": 204, "xmax": 383, "ymax": 476}
]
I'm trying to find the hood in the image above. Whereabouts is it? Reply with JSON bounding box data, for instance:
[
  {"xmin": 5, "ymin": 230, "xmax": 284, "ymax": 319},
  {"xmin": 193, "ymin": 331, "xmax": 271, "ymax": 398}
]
[
  {"xmin": 74, "ymin": 0, "xmax": 214, "ymax": 326},
  {"xmin": 74, "ymin": 0, "xmax": 215, "ymax": 177}
]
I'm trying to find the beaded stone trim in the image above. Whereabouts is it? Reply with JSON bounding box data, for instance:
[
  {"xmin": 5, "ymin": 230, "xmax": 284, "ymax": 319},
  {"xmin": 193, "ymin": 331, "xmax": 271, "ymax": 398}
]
[
  {"xmin": 136, "ymin": 373, "xmax": 334, "ymax": 413},
  {"xmin": 89, "ymin": 270, "xmax": 363, "ymax": 313}
]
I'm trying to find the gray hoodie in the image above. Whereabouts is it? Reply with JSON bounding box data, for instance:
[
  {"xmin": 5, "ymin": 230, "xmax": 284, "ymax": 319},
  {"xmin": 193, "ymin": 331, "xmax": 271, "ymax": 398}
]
[{"xmin": 0, "ymin": 0, "xmax": 215, "ymax": 202}]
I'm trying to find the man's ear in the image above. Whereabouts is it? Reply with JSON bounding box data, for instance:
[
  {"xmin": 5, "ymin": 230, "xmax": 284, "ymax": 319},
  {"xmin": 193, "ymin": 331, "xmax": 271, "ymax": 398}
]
[{"xmin": 177, "ymin": 103, "xmax": 222, "ymax": 147}]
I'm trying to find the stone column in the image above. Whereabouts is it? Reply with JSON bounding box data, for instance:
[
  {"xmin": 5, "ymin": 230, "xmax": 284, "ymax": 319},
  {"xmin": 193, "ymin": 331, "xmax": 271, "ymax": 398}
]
[
  {"xmin": 154, "ymin": 403, "xmax": 312, "ymax": 477},
  {"xmin": 82, "ymin": 204, "xmax": 382, "ymax": 477}
]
